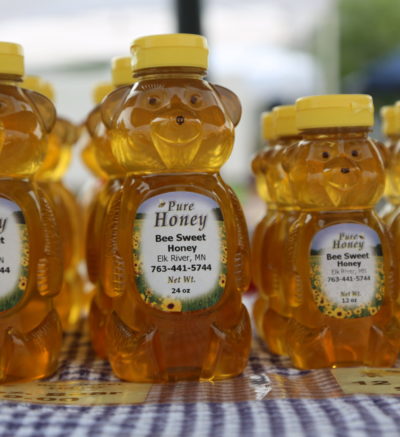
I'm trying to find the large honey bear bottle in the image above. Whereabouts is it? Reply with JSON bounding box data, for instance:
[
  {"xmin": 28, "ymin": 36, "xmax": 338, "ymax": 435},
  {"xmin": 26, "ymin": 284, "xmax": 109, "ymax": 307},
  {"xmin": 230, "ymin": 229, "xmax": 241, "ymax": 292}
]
[
  {"xmin": 285, "ymin": 95, "xmax": 400, "ymax": 369},
  {"xmin": 86, "ymin": 57, "xmax": 133, "ymax": 358},
  {"xmin": 22, "ymin": 76, "xmax": 83, "ymax": 330},
  {"xmin": 256, "ymin": 105, "xmax": 301, "ymax": 355},
  {"xmin": 101, "ymin": 34, "xmax": 251, "ymax": 382},
  {"xmin": 0, "ymin": 43, "xmax": 63, "ymax": 381}
]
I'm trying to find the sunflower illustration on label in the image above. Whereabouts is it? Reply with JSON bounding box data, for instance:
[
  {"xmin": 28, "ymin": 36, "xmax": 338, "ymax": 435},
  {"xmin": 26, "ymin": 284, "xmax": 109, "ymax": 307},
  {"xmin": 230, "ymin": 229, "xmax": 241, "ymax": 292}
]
[
  {"xmin": 309, "ymin": 223, "xmax": 384, "ymax": 319},
  {"xmin": 133, "ymin": 191, "xmax": 227, "ymax": 312},
  {"xmin": 0, "ymin": 198, "xmax": 29, "ymax": 312}
]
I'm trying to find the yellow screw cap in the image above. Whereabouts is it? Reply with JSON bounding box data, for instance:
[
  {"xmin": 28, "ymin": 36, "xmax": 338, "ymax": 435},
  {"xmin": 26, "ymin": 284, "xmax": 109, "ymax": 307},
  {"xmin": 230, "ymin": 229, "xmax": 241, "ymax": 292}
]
[
  {"xmin": 273, "ymin": 105, "xmax": 298, "ymax": 137},
  {"xmin": 381, "ymin": 105, "xmax": 399, "ymax": 136},
  {"xmin": 92, "ymin": 82, "xmax": 114, "ymax": 105},
  {"xmin": 260, "ymin": 112, "xmax": 276, "ymax": 142},
  {"xmin": 0, "ymin": 42, "xmax": 24, "ymax": 76},
  {"xmin": 296, "ymin": 94, "xmax": 374, "ymax": 130},
  {"xmin": 131, "ymin": 33, "xmax": 208, "ymax": 71},
  {"xmin": 112, "ymin": 56, "xmax": 135, "ymax": 87},
  {"xmin": 21, "ymin": 76, "xmax": 55, "ymax": 101}
]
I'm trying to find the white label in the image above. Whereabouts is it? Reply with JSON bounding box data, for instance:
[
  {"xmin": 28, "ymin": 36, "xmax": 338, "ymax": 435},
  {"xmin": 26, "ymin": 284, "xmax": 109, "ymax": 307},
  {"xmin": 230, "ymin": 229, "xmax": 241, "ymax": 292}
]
[
  {"xmin": 0, "ymin": 198, "xmax": 29, "ymax": 312},
  {"xmin": 309, "ymin": 223, "xmax": 383, "ymax": 318},
  {"xmin": 133, "ymin": 191, "xmax": 227, "ymax": 312}
]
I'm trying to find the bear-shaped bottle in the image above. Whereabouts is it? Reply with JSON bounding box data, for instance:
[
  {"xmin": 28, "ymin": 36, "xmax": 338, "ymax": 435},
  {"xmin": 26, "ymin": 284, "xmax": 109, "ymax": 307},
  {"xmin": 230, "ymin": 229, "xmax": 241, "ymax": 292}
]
[
  {"xmin": 255, "ymin": 105, "xmax": 301, "ymax": 355},
  {"xmin": 285, "ymin": 94, "xmax": 400, "ymax": 369},
  {"xmin": 380, "ymin": 106, "xmax": 398, "ymax": 224},
  {"xmin": 0, "ymin": 43, "xmax": 63, "ymax": 381},
  {"xmin": 251, "ymin": 111, "xmax": 277, "ymax": 338},
  {"xmin": 86, "ymin": 56, "xmax": 133, "ymax": 358},
  {"xmin": 100, "ymin": 33, "xmax": 251, "ymax": 382},
  {"xmin": 251, "ymin": 112, "xmax": 276, "ymax": 290},
  {"xmin": 22, "ymin": 76, "xmax": 83, "ymax": 330}
]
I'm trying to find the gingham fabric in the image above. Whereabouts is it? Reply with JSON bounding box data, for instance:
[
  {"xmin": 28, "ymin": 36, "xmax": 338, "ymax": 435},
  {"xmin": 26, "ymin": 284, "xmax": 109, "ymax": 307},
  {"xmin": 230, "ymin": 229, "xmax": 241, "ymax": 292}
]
[{"xmin": 0, "ymin": 324, "xmax": 399, "ymax": 437}]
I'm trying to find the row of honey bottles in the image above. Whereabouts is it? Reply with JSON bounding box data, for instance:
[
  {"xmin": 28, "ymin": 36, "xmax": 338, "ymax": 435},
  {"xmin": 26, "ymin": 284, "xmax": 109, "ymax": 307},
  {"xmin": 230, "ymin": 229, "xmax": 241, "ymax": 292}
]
[
  {"xmin": 252, "ymin": 98, "xmax": 400, "ymax": 369},
  {"xmin": 0, "ymin": 33, "xmax": 398, "ymax": 384},
  {"xmin": 0, "ymin": 34, "xmax": 251, "ymax": 383}
]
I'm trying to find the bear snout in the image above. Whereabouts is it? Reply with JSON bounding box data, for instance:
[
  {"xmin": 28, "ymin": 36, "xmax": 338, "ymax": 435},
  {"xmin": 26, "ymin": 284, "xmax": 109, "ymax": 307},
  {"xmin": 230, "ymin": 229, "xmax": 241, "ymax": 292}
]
[{"xmin": 341, "ymin": 167, "xmax": 350, "ymax": 174}]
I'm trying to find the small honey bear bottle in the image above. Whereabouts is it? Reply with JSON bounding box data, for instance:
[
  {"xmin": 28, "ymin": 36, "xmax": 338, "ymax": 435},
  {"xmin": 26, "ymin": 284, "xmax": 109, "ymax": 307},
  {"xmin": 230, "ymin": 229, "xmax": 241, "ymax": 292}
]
[
  {"xmin": 22, "ymin": 76, "xmax": 83, "ymax": 330},
  {"xmin": 0, "ymin": 43, "xmax": 63, "ymax": 381},
  {"xmin": 256, "ymin": 105, "xmax": 301, "ymax": 355},
  {"xmin": 100, "ymin": 34, "xmax": 251, "ymax": 382},
  {"xmin": 285, "ymin": 94, "xmax": 400, "ymax": 369},
  {"xmin": 251, "ymin": 112, "xmax": 277, "ymax": 338},
  {"xmin": 86, "ymin": 57, "xmax": 133, "ymax": 358},
  {"xmin": 251, "ymin": 112, "xmax": 276, "ymax": 290},
  {"xmin": 382, "ymin": 104, "xmax": 400, "ymax": 225}
]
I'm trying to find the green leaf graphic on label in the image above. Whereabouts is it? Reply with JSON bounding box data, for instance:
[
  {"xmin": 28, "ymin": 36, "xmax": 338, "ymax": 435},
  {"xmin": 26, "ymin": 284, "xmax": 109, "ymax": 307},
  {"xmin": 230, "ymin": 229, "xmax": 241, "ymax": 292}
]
[
  {"xmin": 309, "ymin": 223, "xmax": 383, "ymax": 319},
  {"xmin": 133, "ymin": 191, "xmax": 227, "ymax": 312},
  {"xmin": 0, "ymin": 198, "xmax": 29, "ymax": 312}
]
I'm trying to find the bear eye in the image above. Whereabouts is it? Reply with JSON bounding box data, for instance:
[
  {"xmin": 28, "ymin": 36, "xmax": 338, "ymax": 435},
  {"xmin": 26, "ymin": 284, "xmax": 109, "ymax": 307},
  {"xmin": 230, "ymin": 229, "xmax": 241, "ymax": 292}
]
[
  {"xmin": 322, "ymin": 151, "xmax": 330, "ymax": 159},
  {"xmin": 148, "ymin": 96, "xmax": 159, "ymax": 106},
  {"xmin": 351, "ymin": 150, "xmax": 359, "ymax": 157},
  {"xmin": 190, "ymin": 94, "xmax": 201, "ymax": 106}
]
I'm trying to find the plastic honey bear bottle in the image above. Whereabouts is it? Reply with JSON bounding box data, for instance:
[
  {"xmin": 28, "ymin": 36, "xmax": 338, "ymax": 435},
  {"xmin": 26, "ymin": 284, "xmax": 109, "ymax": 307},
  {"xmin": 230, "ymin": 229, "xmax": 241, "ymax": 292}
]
[
  {"xmin": 0, "ymin": 43, "xmax": 63, "ymax": 381},
  {"xmin": 251, "ymin": 112, "xmax": 276, "ymax": 338},
  {"xmin": 285, "ymin": 95, "xmax": 400, "ymax": 369},
  {"xmin": 86, "ymin": 57, "xmax": 133, "ymax": 358},
  {"xmin": 251, "ymin": 112, "xmax": 276, "ymax": 291},
  {"xmin": 100, "ymin": 34, "xmax": 251, "ymax": 382},
  {"xmin": 256, "ymin": 105, "xmax": 301, "ymax": 355},
  {"xmin": 79, "ymin": 82, "xmax": 114, "ymax": 243},
  {"xmin": 382, "ymin": 104, "xmax": 400, "ymax": 225},
  {"xmin": 22, "ymin": 76, "xmax": 83, "ymax": 330}
]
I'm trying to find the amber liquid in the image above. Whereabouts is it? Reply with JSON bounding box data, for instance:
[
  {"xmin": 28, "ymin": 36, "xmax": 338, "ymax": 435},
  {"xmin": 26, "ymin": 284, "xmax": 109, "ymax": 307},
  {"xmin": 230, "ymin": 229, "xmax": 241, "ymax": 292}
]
[
  {"xmin": 383, "ymin": 135, "xmax": 400, "ymax": 226},
  {"xmin": 86, "ymin": 103, "xmax": 126, "ymax": 358},
  {"xmin": 87, "ymin": 178, "xmax": 122, "ymax": 358},
  {"xmin": 102, "ymin": 67, "xmax": 251, "ymax": 381},
  {"xmin": 0, "ymin": 82, "xmax": 63, "ymax": 381},
  {"xmin": 37, "ymin": 122, "xmax": 84, "ymax": 329},
  {"xmin": 103, "ymin": 173, "xmax": 251, "ymax": 382},
  {"xmin": 253, "ymin": 136, "xmax": 300, "ymax": 354},
  {"xmin": 251, "ymin": 146, "xmax": 277, "ymax": 339},
  {"xmin": 285, "ymin": 128, "xmax": 400, "ymax": 369}
]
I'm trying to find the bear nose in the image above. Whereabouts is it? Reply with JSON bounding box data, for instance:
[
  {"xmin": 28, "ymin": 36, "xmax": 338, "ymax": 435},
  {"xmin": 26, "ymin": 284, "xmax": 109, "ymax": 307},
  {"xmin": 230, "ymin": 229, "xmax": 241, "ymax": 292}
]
[
  {"xmin": 341, "ymin": 168, "xmax": 350, "ymax": 174},
  {"xmin": 176, "ymin": 115, "xmax": 185, "ymax": 125}
]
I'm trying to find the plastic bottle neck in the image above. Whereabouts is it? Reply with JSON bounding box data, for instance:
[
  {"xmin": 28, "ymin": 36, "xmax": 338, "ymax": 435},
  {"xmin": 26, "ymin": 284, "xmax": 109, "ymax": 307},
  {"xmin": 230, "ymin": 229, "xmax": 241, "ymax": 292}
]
[
  {"xmin": 134, "ymin": 66, "xmax": 207, "ymax": 81},
  {"xmin": 301, "ymin": 126, "xmax": 370, "ymax": 140},
  {"xmin": 0, "ymin": 73, "xmax": 22, "ymax": 86}
]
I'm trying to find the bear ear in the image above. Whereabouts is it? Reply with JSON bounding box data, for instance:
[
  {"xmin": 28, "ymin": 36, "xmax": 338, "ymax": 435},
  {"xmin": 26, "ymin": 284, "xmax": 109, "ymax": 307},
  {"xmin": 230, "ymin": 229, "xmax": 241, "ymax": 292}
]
[
  {"xmin": 100, "ymin": 85, "xmax": 131, "ymax": 129},
  {"xmin": 55, "ymin": 117, "xmax": 79, "ymax": 145},
  {"xmin": 211, "ymin": 84, "xmax": 242, "ymax": 126},
  {"xmin": 23, "ymin": 89, "xmax": 56, "ymax": 133},
  {"xmin": 86, "ymin": 106, "xmax": 101, "ymax": 138},
  {"xmin": 52, "ymin": 118, "xmax": 69, "ymax": 143}
]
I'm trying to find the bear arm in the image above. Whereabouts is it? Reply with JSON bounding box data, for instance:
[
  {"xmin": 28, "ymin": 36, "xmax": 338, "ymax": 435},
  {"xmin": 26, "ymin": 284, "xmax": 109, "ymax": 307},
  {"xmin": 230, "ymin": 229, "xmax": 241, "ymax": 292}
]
[
  {"xmin": 85, "ymin": 194, "xmax": 101, "ymax": 283},
  {"xmin": 36, "ymin": 188, "xmax": 63, "ymax": 297},
  {"xmin": 226, "ymin": 186, "xmax": 251, "ymax": 293},
  {"xmin": 287, "ymin": 214, "xmax": 308, "ymax": 307},
  {"xmin": 102, "ymin": 189, "xmax": 125, "ymax": 298}
]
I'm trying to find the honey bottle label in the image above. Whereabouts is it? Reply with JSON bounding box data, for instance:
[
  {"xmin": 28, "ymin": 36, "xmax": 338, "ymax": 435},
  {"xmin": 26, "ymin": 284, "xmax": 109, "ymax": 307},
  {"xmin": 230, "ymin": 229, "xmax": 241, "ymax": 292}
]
[
  {"xmin": 309, "ymin": 223, "xmax": 384, "ymax": 318},
  {"xmin": 0, "ymin": 198, "xmax": 29, "ymax": 312},
  {"xmin": 133, "ymin": 191, "xmax": 227, "ymax": 312}
]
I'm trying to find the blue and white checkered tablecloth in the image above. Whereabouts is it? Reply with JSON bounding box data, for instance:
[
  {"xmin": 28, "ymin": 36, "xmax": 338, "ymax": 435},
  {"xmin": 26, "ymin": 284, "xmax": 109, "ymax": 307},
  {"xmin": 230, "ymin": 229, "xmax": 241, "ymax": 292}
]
[{"xmin": 1, "ymin": 321, "xmax": 400, "ymax": 437}]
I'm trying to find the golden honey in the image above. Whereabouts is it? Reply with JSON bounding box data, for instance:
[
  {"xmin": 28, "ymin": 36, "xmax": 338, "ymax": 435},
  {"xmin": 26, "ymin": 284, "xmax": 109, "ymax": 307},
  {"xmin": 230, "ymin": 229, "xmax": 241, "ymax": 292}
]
[{"xmin": 100, "ymin": 34, "xmax": 251, "ymax": 382}]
